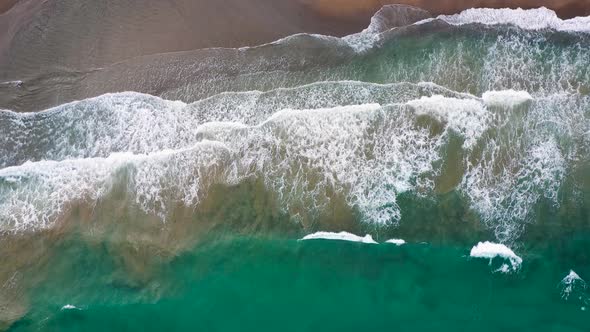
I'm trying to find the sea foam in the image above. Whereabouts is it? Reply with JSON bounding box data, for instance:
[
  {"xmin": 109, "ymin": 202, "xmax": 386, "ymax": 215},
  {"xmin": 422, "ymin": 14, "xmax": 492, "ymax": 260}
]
[
  {"xmin": 407, "ymin": 95, "xmax": 489, "ymax": 149},
  {"xmin": 343, "ymin": 5, "xmax": 431, "ymax": 51},
  {"xmin": 431, "ymin": 7, "xmax": 590, "ymax": 33},
  {"xmin": 0, "ymin": 81, "xmax": 465, "ymax": 168},
  {"xmin": 300, "ymin": 232, "xmax": 377, "ymax": 244},
  {"xmin": 385, "ymin": 239, "xmax": 406, "ymax": 246},
  {"xmin": 470, "ymin": 241, "xmax": 523, "ymax": 271},
  {"xmin": 61, "ymin": 304, "xmax": 79, "ymax": 310},
  {"xmin": 560, "ymin": 270, "xmax": 587, "ymax": 300},
  {"xmin": 482, "ymin": 90, "xmax": 533, "ymax": 109},
  {"xmin": 0, "ymin": 80, "xmax": 584, "ymax": 244}
]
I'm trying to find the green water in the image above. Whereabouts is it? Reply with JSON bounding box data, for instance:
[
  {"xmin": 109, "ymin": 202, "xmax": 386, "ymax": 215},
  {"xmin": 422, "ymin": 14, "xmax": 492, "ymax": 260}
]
[{"xmin": 7, "ymin": 231, "xmax": 590, "ymax": 332}]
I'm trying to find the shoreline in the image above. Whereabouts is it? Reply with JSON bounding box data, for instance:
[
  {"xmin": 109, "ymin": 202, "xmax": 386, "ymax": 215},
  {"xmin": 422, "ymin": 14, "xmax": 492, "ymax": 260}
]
[
  {"xmin": 3, "ymin": 0, "xmax": 589, "ymax": 18},
  {"xmin": 1, "ymin": 0, "xmax": 588, "ymax": 80},
  {"xmin": 303, "ymin": 0, "xmax": 590, "ymax": 19}
]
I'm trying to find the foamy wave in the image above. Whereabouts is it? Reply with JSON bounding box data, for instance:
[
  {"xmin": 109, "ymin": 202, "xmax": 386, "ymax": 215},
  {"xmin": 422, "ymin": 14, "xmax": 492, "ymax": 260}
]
[
  {"xmin": 385, "ymin": 239, "xmax": 406, "ymax": 246},
  {"xmin": 259, "ymin": 5, "xmax": 433, "ymax": 52},
  {"xmin": 431, "ymin": 7, "xmax": 590, "ymax": 33},
  {"xmin": 0, "ymin": 141, "xmax": 232, "ymax": 231},
  {"xmin": 0, "ymin": 85, "xmax": 586, "ymax": 241},
  {"xmin": 559, "ymin": 270, "xmax": 589, "ymax": 309},
  {"xmin": 61, "ymin": 304, "xmax": 79, "ymax": 310},
  {"xmin": 482, "ymin": 90, "xmax": 533, "ymax": 109},
  {"xmin": 407, "ymin": 96, "xmax": 489, "ymax": 149},
  {"xmin": 0, "ymin": 99, "xmax": 443, "ymax": 230},
  {"xmin": 300, "ymin": 232, "xmax": 377, "ymax": 244},
  {"xmin": 470, "ymin": 241, "xmax": 522, "ymax": 271},
  {"xmin": 560, "ymin": 270, "xmax": 586, "ymax": 297},
  {"xmin": 343, "ymin": 5, "xmax": 431, "ymax": 51},
  {"xmin": 0, "ymin": 81, "xmax": 469, "ymax": 168}
]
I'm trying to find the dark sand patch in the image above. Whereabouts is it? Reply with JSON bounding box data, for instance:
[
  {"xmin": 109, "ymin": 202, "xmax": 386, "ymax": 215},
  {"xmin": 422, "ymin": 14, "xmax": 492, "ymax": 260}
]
[{"xmin": 0, "ymin": 0, "xmax": 19, "ymax": 14}]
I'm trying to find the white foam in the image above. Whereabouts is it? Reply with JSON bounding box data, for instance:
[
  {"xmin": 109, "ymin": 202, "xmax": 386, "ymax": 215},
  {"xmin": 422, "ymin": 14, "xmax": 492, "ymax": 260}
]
[
  {"xmin": 0, "ymin": 97, "xmax": 434, "ymax": 230},
  {"xmin": 433, "ymin": 7, "xmax": 590, "ymax": 33},
  {"xmin": 239, "ymin": 6, "xmax": 589, "ymax": 53},
  {"xmin": 560, "ymin": 270, "xmax": 587, "ymax": 300},
  {"xmin": 300, "ymin": 231, "xmax": 378, "ymax": 244},
  {"xmin": 0, "ymin": 81, "xmax": 465, "ymax": 169},
  {"xmin": 0, "ymin": 80, "xmax": 23, "ymax": 86},
  {"xmin": 482, "ymin": 90, "xmax": 533, "ymax": 109},
  {"xmin": 249, "ymin": 33, "xmax": 345, "ymax": 51},
  {"xmin": 407, "ymin": 95, "xmax": 490, "ymax": 149},
  {"xmin": 470, "ymin": 241, "xmax": 523, "ymax": 271},
  {"xmin": 61, "ymin": 304, "xmax": 78, "ymax": 310},
  {"xmin": 0, "ymin": 141, "xmax": 232, "ymax": 231},
  {"xmin": 0, "ymin": 83, "xmax": 584, "ymax": 241},
  {"xmin": 262, "ymin": 103, "xmax": 381, "ymax": 125},
  {"xmin": 563, "ymin": 270, "xmax": 583, "ymax": 283},
  {"xmin": 494, "ymin": 264, "xmax": 512, "ymax": 274},
  {"xmin": 324, "ymin": 5, "xmax": 432, "ymax": 51},
  {"xmin": 385, "ymin": 239, "xmax": 406, "ymax": 246}
]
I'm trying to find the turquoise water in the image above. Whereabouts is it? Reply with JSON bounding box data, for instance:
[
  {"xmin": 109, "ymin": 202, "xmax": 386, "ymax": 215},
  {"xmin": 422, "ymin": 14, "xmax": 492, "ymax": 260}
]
[
  {"xmin": 9, "ymin": 234, "xmax": 590, "ymax": 331},
  {"xmin": 1, "ymin": 6, "xmax": 590, "ymax": 331}
]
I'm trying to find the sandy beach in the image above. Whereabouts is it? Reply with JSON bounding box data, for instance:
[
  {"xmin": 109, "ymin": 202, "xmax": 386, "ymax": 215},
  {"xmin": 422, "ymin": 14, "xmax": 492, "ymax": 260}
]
[
  {"xmin": 1, "ymin": 0, "xmax": 589, "ymax": 81},
  {"xmin": 1, "ymin": 0, "xmax": 589, "ymax": 112}
]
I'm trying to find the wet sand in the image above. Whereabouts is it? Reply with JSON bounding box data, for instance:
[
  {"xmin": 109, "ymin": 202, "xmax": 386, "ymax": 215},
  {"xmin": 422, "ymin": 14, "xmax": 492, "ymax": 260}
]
[
  {"xmin": 0, "ymin": 0, "xmax": 18, "ymax": 14},
  {"xmin": 2, "ymin": 0, "xmax": 588, "ymax": 81},
  {"xmin": 1, "ymin": 0, "xmax": 589, "ymax": 112},
  {"xmin": 0, "ymin": 0, "xmax": 366, "ymax": 81}
]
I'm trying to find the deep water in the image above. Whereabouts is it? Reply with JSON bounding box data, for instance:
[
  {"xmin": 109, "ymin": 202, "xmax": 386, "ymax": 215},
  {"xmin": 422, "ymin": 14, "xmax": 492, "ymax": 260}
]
[{"xmin": 8, "ymin": 234, "xmax": 590, "ymax": 332}]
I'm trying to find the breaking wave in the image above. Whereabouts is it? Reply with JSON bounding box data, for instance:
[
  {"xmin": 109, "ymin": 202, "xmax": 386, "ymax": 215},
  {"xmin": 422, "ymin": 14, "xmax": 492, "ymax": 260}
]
[
  {"xmin": 432, "ymin": 7, "xmax": 590, "ymax": 33},
  {"xmin": 1, "ymin": 81, "xmax": 587, "ymax": 243}
]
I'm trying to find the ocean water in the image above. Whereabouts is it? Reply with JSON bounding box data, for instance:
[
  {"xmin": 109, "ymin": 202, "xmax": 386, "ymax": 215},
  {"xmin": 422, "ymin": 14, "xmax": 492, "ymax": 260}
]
[
  {"xmin": 1, "ymin": 6, "xmax": 590, "ymax": 331},
  {"xmin": 7, "ymin": 235, "xmax": 590, "ymax": 331}
]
